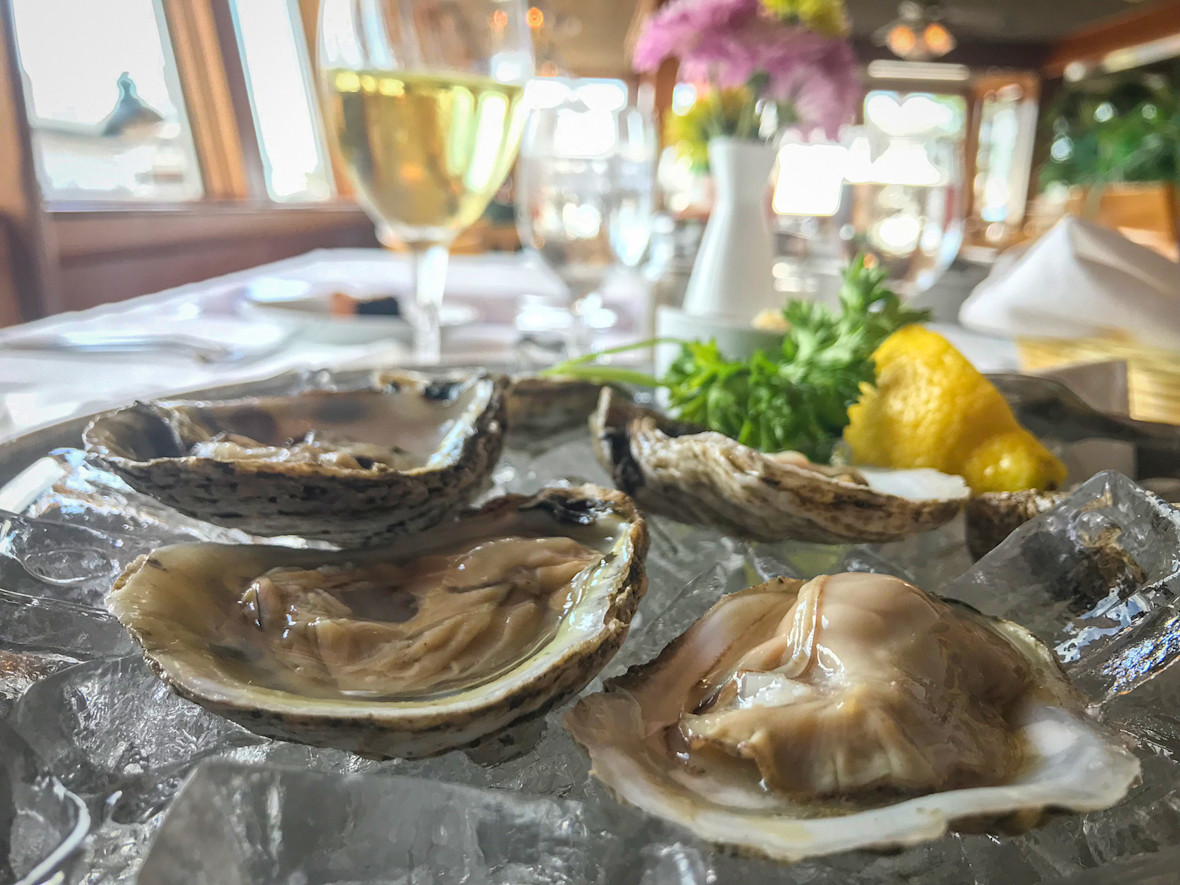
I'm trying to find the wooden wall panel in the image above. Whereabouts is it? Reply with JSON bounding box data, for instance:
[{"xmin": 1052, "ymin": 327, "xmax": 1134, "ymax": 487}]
[
  {"xmin": 52, "ymin": 207, "xmax": 377, "ymax": 311},
  {"xmin": 0, "ymin": 0, "xmax": 58, "ymax": 321},
  {"xmin": 1044, "ymin": 2, "xmax": 1180, "ymax": 76},
  {"xmin": 0, "ymin": 220, "xmax": 25, "ymax": 326}
]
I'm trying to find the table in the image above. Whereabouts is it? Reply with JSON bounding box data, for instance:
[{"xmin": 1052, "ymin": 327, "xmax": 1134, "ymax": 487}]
[{"xmin": 0, "ymin": 247, "xmax": 1019, "ymax": 440}]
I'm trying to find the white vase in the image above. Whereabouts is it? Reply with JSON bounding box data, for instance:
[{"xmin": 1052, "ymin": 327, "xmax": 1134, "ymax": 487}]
[{"xmin": 681, "ymin": 137, "xmax": 779, "ymax": 321}]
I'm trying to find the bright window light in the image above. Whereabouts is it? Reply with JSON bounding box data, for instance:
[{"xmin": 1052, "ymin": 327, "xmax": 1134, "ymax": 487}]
[
  {"xmin": 575, "ymin": 79, "xmax": 627, "ymax": 112},
  {"xmin": 231, "ymin": 0, "xmax": 334, "ymax": 202},
  {"xmin": 671, "ymin": 83, "xmax": 698, "ymax": 114},
  {"xmin": 11, "ymin": 0, "xmax": 203, "ymax": 200},
  {"xmin": 773, "ymin": 143, "xmax": 848, "ymax": 216}
]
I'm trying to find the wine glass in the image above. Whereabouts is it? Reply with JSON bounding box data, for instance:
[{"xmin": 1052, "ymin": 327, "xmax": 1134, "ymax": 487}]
[
  {"xmin": 317, "ymin": 0, "xmax": 534, "ymax": 363},
  {"xmin": 837, "ymin": 94, "xmax": 966, "ymax": 296},
  {"xmin": 839, "ymin": 133, "xmax": 964, "ymax": 295},
  {"xmin": 515, "ymin": 84, "xmax": 656, "ymax": 354}
]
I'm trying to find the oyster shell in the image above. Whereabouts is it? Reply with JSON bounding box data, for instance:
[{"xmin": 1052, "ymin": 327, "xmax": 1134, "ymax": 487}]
[
  {"xmin": 84, "ymin": 372, "xmax": 506, "ymax": 545},
  {"xmin": 108, "ymin": 485, "xmax": 647, "ymax": 758},
  {"xmin": 566, "ymin": 573, "xmax": 1139, "ymax": 862},
  {"xmin": 966, "ymin": 490, "xmax": 1067, "ymax": 560},
  {"xmin": 506, "ymin": 376, "xmax": 616, "ymax": 437},
  {"xmin": 968, "ymin": 482, "xmax": 1180, "ymax": 560},
  {"xmin": 591, "ymin": 389, "xmax": 968, "ymax": 543}
]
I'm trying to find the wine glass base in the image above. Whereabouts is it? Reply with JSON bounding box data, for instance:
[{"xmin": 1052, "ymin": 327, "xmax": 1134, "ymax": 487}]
[{"xmin": 515, "ymin": 297, "xmax": 619, "ymax": 334}]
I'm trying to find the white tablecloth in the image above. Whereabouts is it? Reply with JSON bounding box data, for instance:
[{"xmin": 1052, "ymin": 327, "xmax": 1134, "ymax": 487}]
[
  {"xmin": 0, "ymin": 248, "xmax": 1019, "ymax": 440},
  {"xmin": 0, "ymin": 250, "xmax": 583, "ymax": 437}
]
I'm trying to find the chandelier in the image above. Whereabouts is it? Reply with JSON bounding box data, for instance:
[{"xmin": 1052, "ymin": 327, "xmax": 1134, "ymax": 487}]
[{"xmin": 876, "ymin": 1, "xmax": 957, "ymax": 61}]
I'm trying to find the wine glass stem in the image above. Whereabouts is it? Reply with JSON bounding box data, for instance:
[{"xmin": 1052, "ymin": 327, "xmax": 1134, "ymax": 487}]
[
  {"xmin": 569, "ymin": 289, "xmax": 600, "ymax": 357},
  {"xmin": 411, "ymin": 243, "xmax": 449, "ymax": 364}
]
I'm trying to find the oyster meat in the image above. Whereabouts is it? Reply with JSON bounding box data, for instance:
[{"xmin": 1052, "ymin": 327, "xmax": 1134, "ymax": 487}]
[
  {"xmin": 109, "ymin": 486, "xmax": 647, "ymax": 758},
  {"xmin": 566, "ymin": 573, "xmax": 1139, "ymax": 861},
  {"xmin": 84, "ymin": 372, "xmax": 506, "ymax": 545},
  {"xmin": 592, "ymin": 389, "xmax": 969, "ymax": 543}
]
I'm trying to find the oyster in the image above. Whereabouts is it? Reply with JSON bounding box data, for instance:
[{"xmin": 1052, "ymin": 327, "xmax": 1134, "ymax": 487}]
[
  {"xmin": 108, "ymin": 485, "xmax": 647, "ymax": 758},
  {"xmin": 968, "ymin": 482, "xmax": 1180, "ymax": 560},
  {"xmin": 84, "ymin": 372, "xmax": 506, "ymax": 545},
  {"xmin": 566, "ymin": 573, "xmax": 1139, "ymax": 862},
  {"xmin": 966, "ymin": 490, "xmax": 1067, "ymax": 560},
  {"xmin": 591, "ymin": 389, "xmax": 968, "ymax": 543},
  {"xmin": 506, "ymin": 376, "xmax": 617, "ymax": 437}
]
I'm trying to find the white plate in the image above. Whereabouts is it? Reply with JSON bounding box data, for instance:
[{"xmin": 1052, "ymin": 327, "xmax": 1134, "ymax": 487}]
[{"xmin": 242, "ymin": 278, "xmax": 479, "ymax": 346}]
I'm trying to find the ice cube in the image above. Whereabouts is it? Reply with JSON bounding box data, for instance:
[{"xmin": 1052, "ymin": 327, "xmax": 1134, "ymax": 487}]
[
  {"xmin": 138, "ymin": 760, "xmax": 644, "ymax": 885},
  {"xmin": 0, "ymin": 720, "xmax": 88, "ymax": 885},
  {"xmin": 25, "ymin": 452, "xmax": 318, "ymax": 549},
  {"xmin": 8, "ymin": 656, "xmax": 263, "ymax": 822},
  {"xmin": 943, "ymin": 472, "xmax": 1180, "ymax": 668},
  {"xmin": 1037, "ymin": 843, "xmax": 1180, "ymax": 885},
  {"xmin": 4, "ymin": 435, "xmax": 1180, "ymax": 883}
]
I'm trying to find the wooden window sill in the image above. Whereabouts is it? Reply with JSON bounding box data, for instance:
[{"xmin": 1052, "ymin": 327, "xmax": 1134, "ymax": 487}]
[
  {"xmin": 48, "ymin": 201, "xmax": 372, "ymax": 261},
  {"xmin": 44, "ymin": 201, "xmax": 378, "ymax": 312}
]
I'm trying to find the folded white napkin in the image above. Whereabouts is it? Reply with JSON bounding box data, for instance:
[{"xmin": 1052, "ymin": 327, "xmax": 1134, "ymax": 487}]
[{"xmin": 959, "ymin": 217, "xmax": 1180, "ymax": 348}]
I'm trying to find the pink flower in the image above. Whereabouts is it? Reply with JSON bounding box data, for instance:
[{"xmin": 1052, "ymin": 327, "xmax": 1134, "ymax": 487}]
[
  {"xmin": 632, "ymin": 0, "xmax": 860, "ymax": 139},
  {"xmin": 632, "ymin": 0, "xmax": 761, "ymax": 72},
  {"xmin": 760, "ymin": 30, "xmax": 861, "ymax": 138}
]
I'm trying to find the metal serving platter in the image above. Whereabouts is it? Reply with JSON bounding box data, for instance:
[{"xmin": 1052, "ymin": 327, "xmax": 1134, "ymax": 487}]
[{"xmin": 4, "ymin": 364, "xmax": 1180, "ymax": 884}]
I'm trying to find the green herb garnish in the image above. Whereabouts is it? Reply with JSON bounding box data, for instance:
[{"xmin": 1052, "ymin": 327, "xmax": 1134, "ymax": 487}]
[{"xmin": 545, "ymin": 255, "xmax": 929, "ymax": 462}]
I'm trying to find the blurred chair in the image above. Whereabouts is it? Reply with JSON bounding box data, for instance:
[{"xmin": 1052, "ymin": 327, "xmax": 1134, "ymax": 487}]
[{"xmin": 1068, "ymin": 183, "xmax": 1180, "ymax": 261}]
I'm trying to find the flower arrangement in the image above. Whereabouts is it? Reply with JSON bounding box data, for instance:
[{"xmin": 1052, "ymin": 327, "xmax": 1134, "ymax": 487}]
[
  {"xmin": 665, "ymin": 87, "xmax": 750, "ymax": 171},
  {"xmin": 635, "ymin": 0, "xmax": 859, "ymax": 144}
]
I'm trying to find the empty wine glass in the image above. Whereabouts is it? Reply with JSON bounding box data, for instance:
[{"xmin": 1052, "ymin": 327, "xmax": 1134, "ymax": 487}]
[
  {"xmin": 515, "ymin": 84, "xmax": 656, "ymax": 354},
  {"xmin": 840, "ymin": 132, "xmax": 964, "ymax": 295},
  {"xmin": 318, "ymin": 0, "xmax": 534, "ymax": 363}
]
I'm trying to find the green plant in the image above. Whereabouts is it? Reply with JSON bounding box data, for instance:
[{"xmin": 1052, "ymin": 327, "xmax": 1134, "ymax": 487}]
[
  {"xmin": 544, "ymin": 256, "xmax": 928, "ymax": 462},
  {"xmin": 1041, "ymin": 70, "xmax": 1180, "ymax": 189}
]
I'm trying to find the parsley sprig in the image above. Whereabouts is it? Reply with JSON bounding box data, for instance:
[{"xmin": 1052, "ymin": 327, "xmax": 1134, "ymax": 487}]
[{"xmin": 544, "ymin": 256, "xmax": 929, "ymax": 462}]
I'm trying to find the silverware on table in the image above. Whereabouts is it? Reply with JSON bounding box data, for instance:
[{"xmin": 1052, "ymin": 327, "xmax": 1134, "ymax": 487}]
[{"xmin": 1, "ymin": 331, "xmax": 290, "ymax": 365}]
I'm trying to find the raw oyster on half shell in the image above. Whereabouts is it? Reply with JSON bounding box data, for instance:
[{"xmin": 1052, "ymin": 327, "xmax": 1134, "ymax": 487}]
[
  {"xmin": 591, "ymin": 389, "xmax": 968, "ymax": 543},
  {"xmin": 84, "ymin": 371, "xmax": 506, "ymax": 545},
  {"xmin": 109, "ymin": 485, "xmax": 647, "ymax": 758},
  {"xmin": 566, "ymin": 572, "xmax": 1139, "ymax": 862}
]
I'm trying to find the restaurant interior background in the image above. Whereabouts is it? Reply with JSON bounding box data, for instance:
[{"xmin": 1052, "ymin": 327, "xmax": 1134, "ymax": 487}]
[{"xmin": 0, "ymin": 0, "xmax": 1178, "ymax": 328}]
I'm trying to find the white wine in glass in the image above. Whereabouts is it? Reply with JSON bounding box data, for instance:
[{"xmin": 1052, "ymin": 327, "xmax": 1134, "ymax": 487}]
[{"xmin": 318, "ymin": 0, "xmax": 533, "ymax": 363}]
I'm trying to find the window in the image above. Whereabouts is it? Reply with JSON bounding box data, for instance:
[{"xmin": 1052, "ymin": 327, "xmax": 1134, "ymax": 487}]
[
  {"xmin": 973, "ymin": 81, "xmax": 1038, "ymax": 242},
  {"xmin": 10, "ymin": 0, "xmax": 340, "ymax": 206},
  {"xmin": 862, "ymin": 90, "xmax": 967, "ymax": 141},
  {"xmin": 229, "ymin": 0, "xmax": 334, "ymax": 202},
  {"xmin": 11, "ymin": 0, "xmax": 203, "ymax": 201},
  {"xmin": 525, "ymin": 77, "xmax": 630, "ymax": 112}
]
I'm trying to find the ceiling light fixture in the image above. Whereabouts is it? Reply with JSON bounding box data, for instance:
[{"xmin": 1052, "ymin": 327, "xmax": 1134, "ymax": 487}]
[
  {"xmin": 876, "ymin": 1, "xmax": 958, "ymax": 61},
  {"xmin": 866, "ymin": 60, "xmax": 971, "ymax": 81}
]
